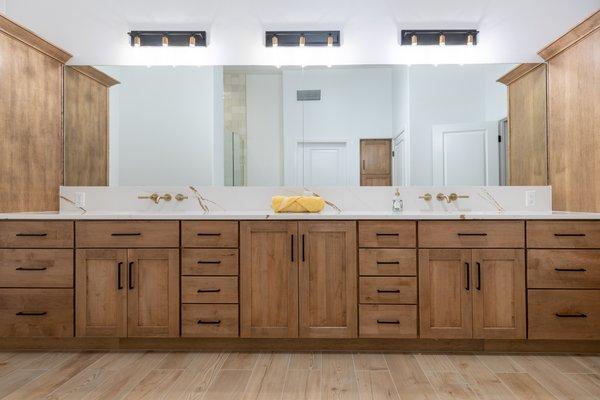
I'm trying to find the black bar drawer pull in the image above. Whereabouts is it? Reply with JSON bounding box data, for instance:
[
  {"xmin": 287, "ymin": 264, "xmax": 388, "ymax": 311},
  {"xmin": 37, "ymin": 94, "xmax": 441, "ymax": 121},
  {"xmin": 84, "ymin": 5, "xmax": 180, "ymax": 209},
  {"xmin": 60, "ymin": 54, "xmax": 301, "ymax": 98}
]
[
  {"xmin": 377, "ymin": 261, "xmax": 400, "ymax": 265},
  {"xmin": 111, "ymin": 233, "xmax": 141, "ymax": 236},
  {"xmin": 476, "ymin": 262, "xmax": 481, "ymax": 291},
  {"xmin": 117, "ymin": 262, "xmax": 123, "ymax": 290},
  {"xmin": 197, "ymin": 260, "xmax": 222, "ymax": 264},
  {"xmin": 377, "ymin": 319, "xmax": 400, "ymax": 324},
  {"xmin": 15, "ymin": 266, "xmax": 47, "ymax": 271},
  {"xmin": 555, "ymin": 313, "xmax": 587, "ymax": 318},
  {"xmin": 15, "ymin": 233, "xmax": 47, "ymax": 237},
  {"xmin": 377, "ymin": 289, "xmax": 400, "ymax": 293},
  {"xmin": 16, "ymin": 311, "xmax": 47, "ymax": 316},
  {"xmin": 197, "ymin": 288, "xmax": 221, "ymax": 293},
  {"xmin": 128, "ymin": 262, "xmax": 134, "ymax": 290},
  {"xmin": 376, "ymin": 233, "xmax": 399, "ymax": 236},
  {"xmin": 197, "ymin": 319, "xmax": 221, "ymax": 324},
  {"xmin": 554, "ymin": 233, "xmax": 586, "ymax": 237},
  {"xmin": 457, "ymin": 233, "xmax": 488, "ymax": 236},
  {"xmin": 554, "ymin": 268, "xmax": 587, "ymax": 272},
  {"xmin": 197, "ymin": 233, "xmax": 221, "ymax": 236},
  {"xmin": 465, "ymin": 262, "xmax": 470, "ymax": 290}
]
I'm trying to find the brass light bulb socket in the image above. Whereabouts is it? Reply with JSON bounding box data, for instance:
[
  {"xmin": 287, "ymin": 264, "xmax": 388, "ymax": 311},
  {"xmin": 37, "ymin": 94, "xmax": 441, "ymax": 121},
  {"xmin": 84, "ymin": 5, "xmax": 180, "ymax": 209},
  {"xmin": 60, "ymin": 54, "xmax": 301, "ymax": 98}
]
[
  {"xmin": 189, "ymin": 35, "xmax": 196, "ymax": 47},
  {"xmin": 162, "ymin": 36, "xmax": 169, "ymax": 47},
  {"xmin": 299, "ymin": 35, "xmax": 306, "ymax": 47}
]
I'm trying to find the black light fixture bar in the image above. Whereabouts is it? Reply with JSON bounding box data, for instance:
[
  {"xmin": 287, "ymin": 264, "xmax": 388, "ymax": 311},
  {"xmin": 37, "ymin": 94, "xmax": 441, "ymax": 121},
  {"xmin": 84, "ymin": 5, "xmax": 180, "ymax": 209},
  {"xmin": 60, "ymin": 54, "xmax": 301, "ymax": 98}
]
[
  {"xmin": 265, "ymin": 31, "xmax": 340, "ymax": 47},
  {"xmin": 128, "ymin": 31, "xmax": 207, "ymax": 47},
  {"xmin": 400, "ymin": 30, "xmax": 478, "ymax": 46}
]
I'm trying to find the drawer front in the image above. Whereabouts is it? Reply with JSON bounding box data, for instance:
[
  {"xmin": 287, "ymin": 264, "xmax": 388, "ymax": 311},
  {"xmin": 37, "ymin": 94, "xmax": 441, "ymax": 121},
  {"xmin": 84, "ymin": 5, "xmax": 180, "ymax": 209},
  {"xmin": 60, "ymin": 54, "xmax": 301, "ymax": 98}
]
[
  {"xmin": 76, "ymin": 221, "xmax": 179, "ymax": 248},
  {"xmin": 0, "ymin": 249, "xmax": 73, "ymax": 288},
  {"xmin": 528, "ymin": 289, "xmax": 600, "ymax": 340},
  {"xmin": 0, "ymin": 289, "xmax": 73, "ymax": 337},
  {"xmin": 419, "ymin": 221, "xmax": 524, "ymax": 248},
  {"xmin": 359, "ymin": 305, "xmax": 417, "ymax": 338},
  {"xmin": 182, "ymin": 276, "xmax": 238, "ymax": 303},
  {"xmin": 0, "ymin": 221, "xmax": 73, "ymax": 248},
  {"xmin": 359, "ymin": 249, "xmax": 416, "ymax": 276},
  {"xmin": 527, "ymin": 221, "xmax": 600, "ymax": 248},
  {"xmin": 528, "ymin": 250, "xmax": 600, "ymax": 289},
  {"xmin": 359, "ymin": 277, "xmax": 417, "ymax": 304},
  {"xmin": 182, "ymin": 221, "xmax": 238, "ymax": 248},
  {"xmin": 358, "ymin": 221, "xmax": 416, "ymax": 248},
  {"xmin": 182, "ymin": 249, "xmax": 239, "ymax": 276},
  {"xmin": 182, "ymin": 304, "xmax": 238, "ymax": 337}
]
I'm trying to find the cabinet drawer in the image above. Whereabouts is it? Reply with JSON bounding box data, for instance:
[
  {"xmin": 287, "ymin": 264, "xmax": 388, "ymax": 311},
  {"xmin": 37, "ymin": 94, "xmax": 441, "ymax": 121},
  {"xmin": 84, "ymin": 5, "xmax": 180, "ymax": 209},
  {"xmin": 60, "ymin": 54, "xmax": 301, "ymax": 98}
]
[
  {"xmin": 182, "ymin": 304, "xmax": 238, "ymax": 337},
  {"xmin": 359, "ymin": 277, "xmax": 417, "ymax": 304},
  {"xmin": 0, "ymin": 289, "xmax": 73, "ymax": 337},
  {"xmin": 0, "ymin": 221, "xmax": 73, "ymax": 248},
  {"xmin": 182, "ymin": 221, "xmax": 238, "ymax": 248},
  {"xmin": 528, "ymin": 290, "xmax": 600, "ymax": 340},
  {"xmin": 182, "ymin": 276, "xmax": 238, "ymax": 303},
  {"xmin": 359, "ymin": 305, "xmax": 417, "ymax": 338},
  {"xmin": 418, "ymin": 221, "xmax": 524, "ymax": 248},
  {"xmin": 359, "ymin": 249, "xmax": 416, "ymax": 276},
  {"xmin": 182, "ymin": 249, "xmax": 238, "ymax": 276},
  {"xmin": 358, "ymin": 221, "xmax": 416, "ymax": 248},
  {"xmin": 0, "ymin": 249, "xmax": 73, "ymax": 288},
  {"xmin": 527, "ymin": 221, "xmax": 600, "ymax": 248},
  {"xmin": 76, "ymin": 221, "xmax": 179, "ymax": 248},
  {"xmin": 528, "ymin": 250, "xmax": 600, "ymax": 289}
]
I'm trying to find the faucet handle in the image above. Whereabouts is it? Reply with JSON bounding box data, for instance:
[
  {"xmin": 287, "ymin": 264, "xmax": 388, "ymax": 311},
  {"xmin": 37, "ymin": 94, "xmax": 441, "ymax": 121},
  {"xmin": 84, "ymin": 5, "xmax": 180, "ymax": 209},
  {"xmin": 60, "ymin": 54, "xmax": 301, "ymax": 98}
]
[
  {"xmin": 436, "ymin": 193, "xmax": 447, "ymax": 202},
  {"xmin": 138, "ymin": 193, "xmax": 160, "ymax": 204},
  {"xmin": 448, "ymin": 193, "xmax": 470, "ymax": 202},
  {"xmin": 419, "ymin": 193, "xmax": 432, "ymax": 201},
  {"xmin": 175, "ymin": 193, "xmax": 189, "ymax": 202}
]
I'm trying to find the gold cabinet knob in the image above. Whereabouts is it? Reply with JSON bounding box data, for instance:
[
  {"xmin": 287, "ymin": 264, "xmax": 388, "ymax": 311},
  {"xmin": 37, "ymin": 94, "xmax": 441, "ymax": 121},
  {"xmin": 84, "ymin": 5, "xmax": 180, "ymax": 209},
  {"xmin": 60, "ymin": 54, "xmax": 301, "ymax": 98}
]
[
  {"xmin": 175, "ymin": 194, "xmax": 189, "ymax": 202},
  {"xmin": 419, "ymin": 193, "xmax": 432, "ymax": 201}
]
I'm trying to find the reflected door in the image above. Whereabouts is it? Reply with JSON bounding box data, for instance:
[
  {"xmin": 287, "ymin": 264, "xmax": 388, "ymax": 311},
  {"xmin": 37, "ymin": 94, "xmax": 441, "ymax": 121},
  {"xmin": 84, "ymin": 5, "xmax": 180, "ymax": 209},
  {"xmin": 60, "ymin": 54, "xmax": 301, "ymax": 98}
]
[
  {"xmin": 432, "ymin": 122, "xmax": 499, "ymax": 185},
  {"xmin": 296, "ymin": 141, "xmax": 347, "ymax": 186}
]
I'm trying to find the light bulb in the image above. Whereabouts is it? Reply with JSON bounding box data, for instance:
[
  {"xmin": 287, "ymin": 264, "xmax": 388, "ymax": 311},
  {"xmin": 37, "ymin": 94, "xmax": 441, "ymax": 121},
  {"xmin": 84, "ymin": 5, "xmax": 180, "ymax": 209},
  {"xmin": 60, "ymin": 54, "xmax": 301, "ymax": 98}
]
[
  {"xmin": 162, "ymin": 35, "xmax": 169, "ymax": 47},
  {"xmin": 133, "ymin": 36, "xmax": 141, "ymax": 47},
  {"xmin": 189, "ymin": 35, "xmax": 196, "ymax": 47},
  {"xmin": 327, "ymin": 35, "xmax": 334, "ymax": 47},
  {"xmin": 411, "ymin": 34, "xmax": 417, "ymax": 46},
  {"xmin": 299, "ymin": 34, "xmax": 306, "ymax": 47},
  {"xmin": 439, "ymin": 33, "xmax": 445, "ymax": 46},
  {"xmin": 271, "ymin": 35, "xmax": 278, "ymax": 47},
  {"xmin": 467, "ymin": 34, "xmax": 474, "ymax": 46}
]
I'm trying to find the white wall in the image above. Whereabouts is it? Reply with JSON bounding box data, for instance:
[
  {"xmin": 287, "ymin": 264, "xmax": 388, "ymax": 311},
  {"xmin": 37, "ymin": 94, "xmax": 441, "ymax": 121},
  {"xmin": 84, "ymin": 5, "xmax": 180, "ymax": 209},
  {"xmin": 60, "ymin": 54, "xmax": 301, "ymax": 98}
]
[
  {"xmin": 246, "ymin": 74, "xmax": 283, "ymax": 186},
  {"xmin": 212, "ymin": 67, "xmax": 225, "ymax": 185},
  {"xmin": 109, "ymin": 66, "xmax": 220, "ymax": 186},
  {"xmin": 96, "ymin": 66, "xmax": 121, "ymax": 186}
]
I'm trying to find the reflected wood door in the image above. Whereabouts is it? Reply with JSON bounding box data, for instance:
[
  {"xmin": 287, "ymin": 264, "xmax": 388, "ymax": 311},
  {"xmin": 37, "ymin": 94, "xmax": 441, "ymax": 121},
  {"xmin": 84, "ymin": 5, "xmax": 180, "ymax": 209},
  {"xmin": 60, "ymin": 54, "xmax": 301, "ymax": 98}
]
[
  {"xmin": 76, "ymin": 249, "xmax": 127, "ymax": 337},
  {"xmin": 240, "ymin": 221, "xmax": 298, "ymax": 338},
  {"xmin": 298, "ymin": 221, "xmax": 357, "ymax": 338},
  {"xmin": 472, "ymin": 249, "xmax": 526, "ymax": 339},
  {"xmin": 360, "ymin": 139, "xmax": 392, "ymax": 186},
  {"xmin": 127, "ymin": 249, "xmax": 179, "ymax": 337},
  {"xmin": 419, "ymin": 249, "xmax": 473, "ymax": 338}
]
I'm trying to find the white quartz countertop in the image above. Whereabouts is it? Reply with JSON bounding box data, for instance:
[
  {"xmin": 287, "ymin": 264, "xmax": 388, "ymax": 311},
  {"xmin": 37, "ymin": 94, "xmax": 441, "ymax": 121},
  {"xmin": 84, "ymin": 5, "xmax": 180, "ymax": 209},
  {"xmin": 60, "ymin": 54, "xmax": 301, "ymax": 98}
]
[{"xmin": 2, "ymin": 211, "xmax": 600, "ymax": 220}]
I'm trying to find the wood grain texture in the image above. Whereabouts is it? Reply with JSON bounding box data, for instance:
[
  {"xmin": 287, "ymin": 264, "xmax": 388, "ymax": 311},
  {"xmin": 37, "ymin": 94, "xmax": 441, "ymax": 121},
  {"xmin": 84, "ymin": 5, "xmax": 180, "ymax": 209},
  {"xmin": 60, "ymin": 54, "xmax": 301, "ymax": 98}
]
[
  {"xmin": 181, "ymin": 304, "xmax": 239, "ymax": 337},
  {"xmin": 360, "ymin": 139, "xmax": 392, "ymax": 186},
  {"xmin": 181, "ymin": 276, "xmax": 238, "ymax": 304},
  {"xmin": 359, "ymin": 305, "xmax": 417, "ymax": 338},
  {"xmin": 547, "ymin": 27, "xmax": 600, "ymax": 212},
  {"xmin": 506, "ymin": 64, "xmax": 548, "ymax": 186},
  {"xmin": 64, "ymin": 66, "xmax": 111, "ymax": 186},
  {"xmin": 538, "ymin": 9, "xmax": 600, "ymax": 60},
  {"xmin": 358, "ymin": 221, "xmax": 416, "ymax": 248},
  {"xmin": 418, "ymin": 220, "xmax": 525, "ymax": 248},
  {"xmin": 358, "ymin": 249, "xmax": 416, "ymax": 276},
  {"xmin": 0, "ymin": 249, "xmax": 73, "ymax": 288},
  {"xmin": 526, "ymin": 221, "xmax": 600, "ymax": 248},
  {"xmin": 75, "ymin": 221, "xmax": 179, "ymax": 248},
  {"xmin": 298, "ymin": 221, "xmax": 357, "ymax": 338},
  {"xmin": 69, "ymin": 65, "xmax": 120, "ymax": 87},
  {"xmin": 0, "ymin": 221, "xmax": 74, "ymax": 248},
  {"xmin": 497, "ymin": 63, "xmax": 543, "ymax": 85},
  {"xmin": 359, "ymin": 277, "xmax": 417, "ymax": 304},
  {"xmin": 528, "ymin": 249, "xmax": 600, "ymax": 289},
  {"xmin": 182, "ymin": 248, "xmax": 239, "ymax": 276},
  {"xmin": 182, "ymin": 221, "xmax": 239, "ymax": 248}
]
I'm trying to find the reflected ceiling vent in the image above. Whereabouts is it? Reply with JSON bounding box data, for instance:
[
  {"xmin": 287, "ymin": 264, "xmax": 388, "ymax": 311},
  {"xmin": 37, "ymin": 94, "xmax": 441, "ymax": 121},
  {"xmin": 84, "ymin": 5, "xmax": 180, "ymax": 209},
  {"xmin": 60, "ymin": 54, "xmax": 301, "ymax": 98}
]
[
  {"xmin": 400, "ymin": 30, "xmax": 478, "ymax": 46},
  {"xmin": 297, "ymin": 90, "xmax": 321, "ymax": 101},
  {"xmin": 128, "ymin": 31, "xmax": 207, "ymax": 47},
  {"xmin": 266, "ymin": 31, "xmax": 340, "ymax": 47}
]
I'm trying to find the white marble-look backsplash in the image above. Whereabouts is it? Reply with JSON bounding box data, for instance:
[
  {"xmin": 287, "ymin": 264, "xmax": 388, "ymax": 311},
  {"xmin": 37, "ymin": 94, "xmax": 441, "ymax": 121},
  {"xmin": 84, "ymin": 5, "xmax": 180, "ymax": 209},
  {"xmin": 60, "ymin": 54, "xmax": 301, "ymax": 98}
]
[{"xmin": 60, "ymin": 186, "xmax": 552, "ymax": 214}]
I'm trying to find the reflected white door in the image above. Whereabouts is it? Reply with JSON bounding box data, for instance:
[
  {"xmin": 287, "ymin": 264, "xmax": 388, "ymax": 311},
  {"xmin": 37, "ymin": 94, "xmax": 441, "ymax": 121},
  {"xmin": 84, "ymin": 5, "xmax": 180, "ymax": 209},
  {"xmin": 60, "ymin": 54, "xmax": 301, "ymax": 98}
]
[
  {"xmin": 296, "ymin": 142, "xmax": 347, "ymax": 186},
  {"xmin": 432, "ymin": 122, "xmax": 499, "ymax": 186}
]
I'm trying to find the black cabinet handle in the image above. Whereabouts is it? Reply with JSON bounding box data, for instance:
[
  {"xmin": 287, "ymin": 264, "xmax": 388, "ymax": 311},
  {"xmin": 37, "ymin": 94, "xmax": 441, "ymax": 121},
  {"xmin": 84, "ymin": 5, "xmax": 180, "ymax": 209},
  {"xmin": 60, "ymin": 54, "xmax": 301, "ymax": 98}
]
[
  {"xmin": 291, "ymin": 234, "xmax": 295, "ymax": 262},
  {"xmin": 554, "ymin": 268, "xmax": 586, "ymax": 272},
  {"xmin": 377, "ymin": 289, "xmax": 401, "ymax": 293},
  {"xmin": 476, "ymin": 262, "xmax": 481, "ymax": 290},
  {"xmin": 457, "ymin": 233, "xmax": 488, "ymax": 236},
  {"xmin": 555, "ymin": 313, "xmax": 587, "ymax": 318},
  {"xmin": 302, "ymin": 234, "xmax": 305, "ymax": 262},
  {"xmin": 111, "ymin": 233, "xmax": 141, "ymax": 236},
  {"xmin": 197, "ymin": 288, "xmax": 221, "ymax": 293},
  {"xmin": 15, "ymin": 266, "xmax": 47, "ymax": 271},
  {"xmin": 16, "ymin": 311, "xmax": 47, "ymax": 316},
  {"xmin": 128, "ymin": 262, "xmax": 134, "ymax": 289},
  {"xmin": 15, "ymin": 233, "xmax": 47, "ymax": 237},
  {"xmin": 117, "ymin": 262, "xmax": 123, "ymax": 290},
  {"xmin": 376, "ymin": 233, "xmax": 399, "ymax": 236},
  {"xmin": 465, "ymin": 262, "xmax": 470, "ymax": 290},
  {"xmin": 197, "ymin": 233, "xmax": 221, "ymax": 236},
  {"xmin": 377, "ymin": 319, "xmax": 400, "ymax": 324},
  {"xmin": 197, "ymin": 260, "xmax": 222, "ymax": 265},
  {"xmin": 377, "ymin": 261, "xmax": 400, "ymax": 265},
  {"xmin": 197, "ymin": 319, "xmax": 221, "ymax": 324},
  {"xmin": 554, "ymin": 233, "xmax": 586, "ymax": 237}
]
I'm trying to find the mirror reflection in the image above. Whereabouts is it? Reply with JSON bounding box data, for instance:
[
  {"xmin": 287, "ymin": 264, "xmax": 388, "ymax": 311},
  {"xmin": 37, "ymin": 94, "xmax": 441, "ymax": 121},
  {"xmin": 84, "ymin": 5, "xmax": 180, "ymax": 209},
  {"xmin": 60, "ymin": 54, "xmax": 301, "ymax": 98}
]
[{"xmin": 87, "ymin": 64, "xmax": 517, "ymax": 187}]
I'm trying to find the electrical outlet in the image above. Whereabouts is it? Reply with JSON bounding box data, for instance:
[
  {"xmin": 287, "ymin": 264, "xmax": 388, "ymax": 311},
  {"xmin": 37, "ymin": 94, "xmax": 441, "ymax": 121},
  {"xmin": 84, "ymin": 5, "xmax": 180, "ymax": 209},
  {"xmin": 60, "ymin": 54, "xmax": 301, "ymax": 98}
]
[
  {"xmin": 75, "ymin": 192, "xmax": 86, "ymax": 208},
  {"xmin": 525, "ymin": 190, "xmax": 535, "ymax": 207}
]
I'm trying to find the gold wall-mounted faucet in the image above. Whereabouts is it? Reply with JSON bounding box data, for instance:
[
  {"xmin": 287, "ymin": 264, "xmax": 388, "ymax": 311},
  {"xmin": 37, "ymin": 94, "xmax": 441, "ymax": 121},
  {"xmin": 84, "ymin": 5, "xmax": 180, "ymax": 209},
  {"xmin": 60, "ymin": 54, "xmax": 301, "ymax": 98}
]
[
  {"xmin": 419, "ymin": 193, "xmax": 432, "ymax": 201},
  {"xmin": 137, "ymin": 193, "xmax": 173, "ymax": 204},
  {"xmin": 436, "ymin": 192, "xmax": 470, "ymax": 203}
]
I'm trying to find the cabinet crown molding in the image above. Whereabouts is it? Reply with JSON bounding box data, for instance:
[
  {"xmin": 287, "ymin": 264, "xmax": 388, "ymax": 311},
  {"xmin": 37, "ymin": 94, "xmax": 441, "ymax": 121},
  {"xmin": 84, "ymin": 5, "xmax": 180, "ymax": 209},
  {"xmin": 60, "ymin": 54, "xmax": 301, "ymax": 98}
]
[
  {"xmin": 68, "ymin": 66, "xmax": 120, "ymax": 87},
  {"xmin": 0, "ymin": 13, "xmax": 72, "ymax": 63},
  {"xmin": 538, "ymin": 9, "xmax": 600, "ymax": 61},
  {"xmin": 497, "ymin": 63, "xmax": 544, "ymax": 85}
]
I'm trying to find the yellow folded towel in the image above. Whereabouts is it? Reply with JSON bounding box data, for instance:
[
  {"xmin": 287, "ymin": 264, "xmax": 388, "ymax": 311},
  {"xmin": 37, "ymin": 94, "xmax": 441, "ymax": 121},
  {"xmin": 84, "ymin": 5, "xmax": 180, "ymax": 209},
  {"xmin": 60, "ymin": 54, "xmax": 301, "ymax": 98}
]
[{"xmin": 271, "ymin": 195, "xmax": 325, "ymax": 213}]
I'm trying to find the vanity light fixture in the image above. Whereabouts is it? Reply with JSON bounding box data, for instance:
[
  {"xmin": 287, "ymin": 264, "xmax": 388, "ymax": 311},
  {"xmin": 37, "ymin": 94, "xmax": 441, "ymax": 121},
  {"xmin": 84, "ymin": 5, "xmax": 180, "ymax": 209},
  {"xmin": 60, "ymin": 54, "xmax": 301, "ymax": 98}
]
[
  {"xmin": 128, "ymin": 31, "xmax": 207, "ymax": 47},
  {"xmin": 400, "ymin": 30, "xmax": 478, "ymax": 46},
  {"xmin": 265, "ymin": 31, "xmax": 340, "ymax": 47}
]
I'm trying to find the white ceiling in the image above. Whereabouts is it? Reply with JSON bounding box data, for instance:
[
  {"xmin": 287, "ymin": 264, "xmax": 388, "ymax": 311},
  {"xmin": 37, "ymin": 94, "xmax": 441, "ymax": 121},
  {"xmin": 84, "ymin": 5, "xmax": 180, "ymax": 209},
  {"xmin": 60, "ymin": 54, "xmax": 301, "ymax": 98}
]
[{"xmin": 4, "ymin": 0, "xmax": 599, "ymax": 66}]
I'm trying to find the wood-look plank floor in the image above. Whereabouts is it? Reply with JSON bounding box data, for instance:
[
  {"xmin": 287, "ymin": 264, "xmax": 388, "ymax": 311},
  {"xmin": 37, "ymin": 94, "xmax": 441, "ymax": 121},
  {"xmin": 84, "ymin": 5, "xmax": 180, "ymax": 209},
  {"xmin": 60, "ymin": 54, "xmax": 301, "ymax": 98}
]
[{"xmin": 0, "ymin": 352, "xmax": 598, "ymax": 400}]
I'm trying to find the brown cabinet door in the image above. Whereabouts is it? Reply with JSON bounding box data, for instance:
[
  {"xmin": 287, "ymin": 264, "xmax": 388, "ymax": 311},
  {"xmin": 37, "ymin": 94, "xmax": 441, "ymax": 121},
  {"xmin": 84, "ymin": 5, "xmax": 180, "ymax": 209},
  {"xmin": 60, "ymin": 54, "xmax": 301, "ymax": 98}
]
[
  {"xmin": 298, "ymin": 221, "xmax": 357, "ymax": 338},
  {"xmin": 127, "ymin": 249, "xmax": 179, "ymax": 337},
  {"xmin": 472, "ymin": 249, "xmax": 526, "ymax": 339},
  {"xmin": 240, "ymin": 221, "xmax": 298, "ymax": 338},
  {"xmin": 360, "ymin": 139, "xmax": 392, "ymax": 186},
  {"xmin": 419, "ymin": 249, "xmax": 473, "ymax": 338},
  {"xmin": 76, "ymin": 249, "xmax": 127, "ymax": 337}
]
